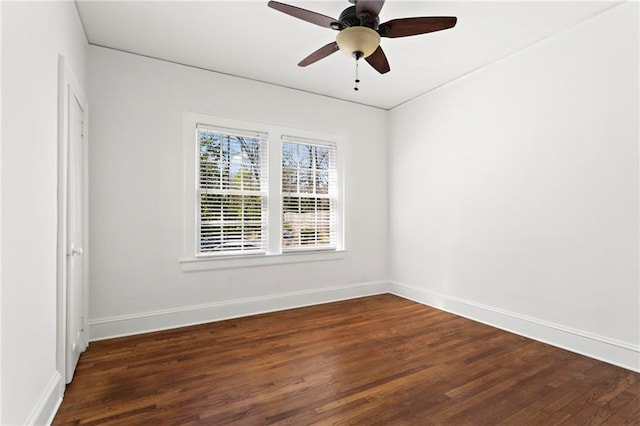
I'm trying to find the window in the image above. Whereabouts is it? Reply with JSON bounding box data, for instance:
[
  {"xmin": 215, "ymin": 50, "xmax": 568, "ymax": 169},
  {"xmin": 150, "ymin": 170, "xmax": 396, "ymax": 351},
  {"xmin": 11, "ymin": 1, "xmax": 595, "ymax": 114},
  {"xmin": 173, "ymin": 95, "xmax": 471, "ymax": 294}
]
[
  {"xmin": 182, "ymin": 112, "xmax": 344, "ymax": 269},
  {"xmin": 282, "ymin": 138, "xmax": 337, "ymax": 250},
  {"xmin": 196, "ymin": 125, "xmax": 267, "ymax": 255}
]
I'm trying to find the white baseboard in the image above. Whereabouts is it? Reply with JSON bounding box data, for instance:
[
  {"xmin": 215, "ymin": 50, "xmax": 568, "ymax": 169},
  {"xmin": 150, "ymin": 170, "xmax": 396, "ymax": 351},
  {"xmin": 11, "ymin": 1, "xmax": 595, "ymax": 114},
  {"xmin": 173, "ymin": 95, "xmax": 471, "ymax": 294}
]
[
  {"xmin": 88, "ymin": 280, "xmax": 639, "ymax": 372},
  {"xmin": 25, "ymin": 371, "xmax": 63, "ymax": 426},
  {"xmin": 89, "ymin": 281, "xmax": 388, "ymax": 341},
  {"xmin": 389, "ymin": 281, "xmax": 640, "ymax": 372}
]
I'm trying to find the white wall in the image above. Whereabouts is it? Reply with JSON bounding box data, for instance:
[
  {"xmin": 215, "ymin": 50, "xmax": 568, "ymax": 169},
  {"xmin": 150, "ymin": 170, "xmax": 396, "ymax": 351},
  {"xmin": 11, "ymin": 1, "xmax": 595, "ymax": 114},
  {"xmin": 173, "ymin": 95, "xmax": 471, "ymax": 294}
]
[
  {"xmin": 0, "ymin": 2, "xmax": 4, "ymax": 421},
  {"xmin": 0, "ymin": 1, "xmax": 4, "ymax": 422},
  {"xmin": 389, "ymin": 2, "xmax": 639, "ymax": 370},
  {"xmin": 1, "ymin": 1, "xmax": 87, "ymax": 424},
  {"xmin": 87, "ymin": 46, "xmax": 389, "ymax": 338},
  {"xmin": 0, "ymin": 1, "xmax": 635, "ymax": 423}
]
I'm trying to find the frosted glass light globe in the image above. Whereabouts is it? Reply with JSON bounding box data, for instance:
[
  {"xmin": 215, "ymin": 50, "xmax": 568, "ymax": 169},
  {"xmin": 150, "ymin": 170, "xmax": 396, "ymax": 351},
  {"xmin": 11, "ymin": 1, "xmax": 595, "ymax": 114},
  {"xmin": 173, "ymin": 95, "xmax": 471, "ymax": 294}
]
[{"xmin": 336, "ymin": 26, "xmax": 381, "ymax": 58}]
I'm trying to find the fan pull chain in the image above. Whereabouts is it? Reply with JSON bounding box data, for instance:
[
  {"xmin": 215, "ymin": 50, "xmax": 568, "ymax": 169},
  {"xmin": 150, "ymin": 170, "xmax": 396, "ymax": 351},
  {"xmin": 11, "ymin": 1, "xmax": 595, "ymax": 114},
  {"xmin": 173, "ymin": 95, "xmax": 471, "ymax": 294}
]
[{"xmin": 354, "ymin": 58, "xmax": 360, "ymax": 91}]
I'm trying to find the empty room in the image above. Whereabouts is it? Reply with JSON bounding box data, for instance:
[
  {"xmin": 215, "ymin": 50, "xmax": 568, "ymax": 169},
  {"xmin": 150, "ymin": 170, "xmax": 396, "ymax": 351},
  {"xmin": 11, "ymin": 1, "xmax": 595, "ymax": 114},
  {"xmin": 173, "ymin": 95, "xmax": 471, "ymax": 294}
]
[{"xmin": 1, "ymin": 0, "xmax": 639, "ymax": 424}]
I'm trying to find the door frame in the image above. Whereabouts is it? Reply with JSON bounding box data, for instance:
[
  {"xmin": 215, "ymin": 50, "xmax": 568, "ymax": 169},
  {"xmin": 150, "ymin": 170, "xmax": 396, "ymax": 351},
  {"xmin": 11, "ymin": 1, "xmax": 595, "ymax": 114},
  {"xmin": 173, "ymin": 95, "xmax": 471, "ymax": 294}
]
[{"xmin": 57, "ymin": 54, "xmax": 89, "ymax": 386}]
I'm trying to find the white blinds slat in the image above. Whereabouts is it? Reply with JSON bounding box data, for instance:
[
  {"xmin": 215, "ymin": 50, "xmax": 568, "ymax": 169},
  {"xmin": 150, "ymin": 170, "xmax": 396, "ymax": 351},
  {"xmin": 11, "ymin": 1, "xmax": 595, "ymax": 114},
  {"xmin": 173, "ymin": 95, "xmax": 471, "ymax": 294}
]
[{"xmin": 197, "ymin": 123, "xmax": 267, "ymax": 140}]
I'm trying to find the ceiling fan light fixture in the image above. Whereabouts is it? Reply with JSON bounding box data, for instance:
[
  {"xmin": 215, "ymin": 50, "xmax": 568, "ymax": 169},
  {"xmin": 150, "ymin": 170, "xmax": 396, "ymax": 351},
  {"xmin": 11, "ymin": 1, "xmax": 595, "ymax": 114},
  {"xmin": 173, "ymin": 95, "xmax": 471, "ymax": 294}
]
[{"xmin": 336, "ymin": 26, "xmax": 380, "ymax": 59}]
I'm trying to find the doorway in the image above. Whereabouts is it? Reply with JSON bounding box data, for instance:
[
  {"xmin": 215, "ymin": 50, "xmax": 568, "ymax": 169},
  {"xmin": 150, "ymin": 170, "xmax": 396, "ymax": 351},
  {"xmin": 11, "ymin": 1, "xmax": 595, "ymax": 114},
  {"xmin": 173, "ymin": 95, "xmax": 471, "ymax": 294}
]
[{"xmin": 57, "ymin": 55, "xmax": 89, "ymax": 384}]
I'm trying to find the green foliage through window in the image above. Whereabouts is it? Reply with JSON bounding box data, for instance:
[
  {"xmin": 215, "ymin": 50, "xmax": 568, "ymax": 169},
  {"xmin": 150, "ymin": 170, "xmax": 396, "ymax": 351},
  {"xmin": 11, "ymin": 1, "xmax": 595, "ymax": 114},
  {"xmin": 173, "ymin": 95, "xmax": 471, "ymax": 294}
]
[
  {"xmin": 282, "ymin": 140, "xmax": 336, "ymax": 249},
  {"xmin": 197, "ymin": 127, "xmax": 266, "ymax": 254}
]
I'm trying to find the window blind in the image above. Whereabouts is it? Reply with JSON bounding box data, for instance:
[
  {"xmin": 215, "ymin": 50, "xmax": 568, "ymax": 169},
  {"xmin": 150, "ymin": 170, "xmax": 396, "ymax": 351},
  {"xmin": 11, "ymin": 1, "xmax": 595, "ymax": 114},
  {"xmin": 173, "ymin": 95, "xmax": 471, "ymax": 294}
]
[
  {"xmin": 281, "ymin": 137, "xmax": 337, "ymax": 250},
  {"xmin": 197, "ymin": 124, "xmax": 268, "ymax": 255}
]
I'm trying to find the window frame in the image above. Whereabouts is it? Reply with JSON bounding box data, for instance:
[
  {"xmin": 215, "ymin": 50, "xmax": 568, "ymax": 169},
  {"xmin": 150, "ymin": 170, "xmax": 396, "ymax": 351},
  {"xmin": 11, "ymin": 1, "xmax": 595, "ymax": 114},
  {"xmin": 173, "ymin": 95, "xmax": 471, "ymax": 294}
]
[
  {"xmin": 281, "ymin": 136, "xmax": 338, "ymax": 252},
  {"xmin": 181, "ymin": 111, "xmax": 345, "ymax": 271},
  {"xmin": 196, "ymin": 124, "xmax": 269, "ymax": 257}
]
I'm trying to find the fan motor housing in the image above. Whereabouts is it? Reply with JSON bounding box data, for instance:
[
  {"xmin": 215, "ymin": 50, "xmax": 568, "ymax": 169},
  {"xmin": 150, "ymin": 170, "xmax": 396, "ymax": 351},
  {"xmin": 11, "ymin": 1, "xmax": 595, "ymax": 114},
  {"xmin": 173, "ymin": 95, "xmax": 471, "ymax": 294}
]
[{"xmin": 338, "ymin": 5, "xmax": 379, "ymax": 29}]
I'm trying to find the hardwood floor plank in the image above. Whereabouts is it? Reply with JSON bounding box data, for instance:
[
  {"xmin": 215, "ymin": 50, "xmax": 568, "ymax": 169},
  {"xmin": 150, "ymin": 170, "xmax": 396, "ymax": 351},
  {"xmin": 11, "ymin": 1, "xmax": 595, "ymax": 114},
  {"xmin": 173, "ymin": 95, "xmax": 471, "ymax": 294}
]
[{"xmin": 53, "ymin": 294, "xmax": 640, "ymax": 425}]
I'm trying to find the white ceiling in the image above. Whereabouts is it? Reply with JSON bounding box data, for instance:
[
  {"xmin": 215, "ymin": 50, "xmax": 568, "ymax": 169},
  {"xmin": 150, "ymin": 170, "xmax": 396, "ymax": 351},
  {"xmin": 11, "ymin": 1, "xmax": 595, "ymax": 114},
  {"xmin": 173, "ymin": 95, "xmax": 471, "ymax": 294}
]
[{"xmin": 75, "ymin": 0, "xmax": 619, "ymax": 110}]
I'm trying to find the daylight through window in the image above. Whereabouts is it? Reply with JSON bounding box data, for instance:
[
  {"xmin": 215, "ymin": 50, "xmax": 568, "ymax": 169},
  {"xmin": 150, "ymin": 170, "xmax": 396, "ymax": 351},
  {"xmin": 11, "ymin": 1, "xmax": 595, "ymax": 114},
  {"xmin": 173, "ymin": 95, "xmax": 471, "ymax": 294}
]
[
  {"xmin": 282, "ymin": 137, "xmax": 337, "ymax": 250},
  {"xmin": 197, "ymin": 125, "xmax": 268, "ymax": 255},
  {"xmin": 187, "ymin": 114, "xmax": 342, "ymax": 263}
]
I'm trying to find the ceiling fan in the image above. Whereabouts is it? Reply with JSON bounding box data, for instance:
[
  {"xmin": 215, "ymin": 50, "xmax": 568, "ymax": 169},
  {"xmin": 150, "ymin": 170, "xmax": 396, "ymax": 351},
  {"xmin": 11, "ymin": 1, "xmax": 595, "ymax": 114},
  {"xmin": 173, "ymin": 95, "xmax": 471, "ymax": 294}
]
[{"xmin": 268, "ymin": 0, "xmax": 457, "ymax": 88}]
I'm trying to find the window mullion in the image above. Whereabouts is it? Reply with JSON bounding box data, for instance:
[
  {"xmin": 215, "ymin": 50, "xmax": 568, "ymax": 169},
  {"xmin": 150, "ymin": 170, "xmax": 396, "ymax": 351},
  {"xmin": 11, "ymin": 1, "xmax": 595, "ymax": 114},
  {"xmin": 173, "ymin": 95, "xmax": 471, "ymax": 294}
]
[{"xmin": 267, "ymin": 132, "xmax": 282, "ymax": 255}]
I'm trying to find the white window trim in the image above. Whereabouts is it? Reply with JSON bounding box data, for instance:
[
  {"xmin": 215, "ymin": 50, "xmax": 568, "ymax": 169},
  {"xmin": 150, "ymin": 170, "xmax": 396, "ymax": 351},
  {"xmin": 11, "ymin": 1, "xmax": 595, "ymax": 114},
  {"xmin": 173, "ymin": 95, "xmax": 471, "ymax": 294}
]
[
  {"xmin": 180, "ymin": 249, "xmax": 347, "ymax": 272},
  {"xmin": 181, "ymin": 110, "xmax": 345, "ymax": 271}
]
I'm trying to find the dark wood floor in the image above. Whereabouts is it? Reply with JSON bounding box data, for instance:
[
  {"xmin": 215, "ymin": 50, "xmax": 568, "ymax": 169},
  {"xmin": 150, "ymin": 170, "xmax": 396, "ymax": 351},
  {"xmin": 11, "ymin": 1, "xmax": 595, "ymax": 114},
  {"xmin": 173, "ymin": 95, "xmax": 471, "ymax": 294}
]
[{"xmin": 53, "ymin": 294, "xmax": 639, "ymax": 425}]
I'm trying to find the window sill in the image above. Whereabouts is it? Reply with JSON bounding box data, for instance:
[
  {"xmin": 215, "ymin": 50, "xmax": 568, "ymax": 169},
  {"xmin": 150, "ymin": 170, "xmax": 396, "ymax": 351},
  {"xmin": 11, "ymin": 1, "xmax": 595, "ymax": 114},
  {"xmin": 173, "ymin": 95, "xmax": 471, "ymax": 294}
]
[{"xmin": 180, "ymin": 249, "xmax": 346, "ymax": 272}]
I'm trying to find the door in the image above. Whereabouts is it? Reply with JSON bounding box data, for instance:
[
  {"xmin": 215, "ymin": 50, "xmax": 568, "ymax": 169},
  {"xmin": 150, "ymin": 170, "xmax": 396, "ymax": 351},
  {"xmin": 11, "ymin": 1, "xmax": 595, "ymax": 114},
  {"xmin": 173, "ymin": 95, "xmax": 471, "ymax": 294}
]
[{"xmin": 65, "ymin": 85, "xmax": 88, "ymax": 383}]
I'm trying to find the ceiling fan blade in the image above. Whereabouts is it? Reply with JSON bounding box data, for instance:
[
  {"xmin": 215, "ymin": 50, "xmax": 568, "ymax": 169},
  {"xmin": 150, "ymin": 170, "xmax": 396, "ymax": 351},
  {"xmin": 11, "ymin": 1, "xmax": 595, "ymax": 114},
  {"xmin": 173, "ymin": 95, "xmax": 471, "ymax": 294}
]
[
  {"xmin": 356, "ymin": 0, "xmax": 385, "ymax": 19},
  {"xmin": 378, "ymin": 17, "xmax": 457, "ymax": 38},
  {"xmin": 298, "ymin": 42, "xmax": 340, "ymax": 67},
  {"xmin": 268, "ymin": 1, "xmax": 339, "ymax": 29},
  {"xmin": 365, "ymin": 46, "xmax": 390, "ymax": 74}
]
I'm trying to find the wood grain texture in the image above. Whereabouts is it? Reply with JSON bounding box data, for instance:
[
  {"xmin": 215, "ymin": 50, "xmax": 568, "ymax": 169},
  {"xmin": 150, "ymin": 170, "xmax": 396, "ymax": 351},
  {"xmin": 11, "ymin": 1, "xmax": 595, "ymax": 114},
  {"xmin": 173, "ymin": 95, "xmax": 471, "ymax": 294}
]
[{"xmin": 53, "ymin": 294, "xmax": 640, "ymax": 425}]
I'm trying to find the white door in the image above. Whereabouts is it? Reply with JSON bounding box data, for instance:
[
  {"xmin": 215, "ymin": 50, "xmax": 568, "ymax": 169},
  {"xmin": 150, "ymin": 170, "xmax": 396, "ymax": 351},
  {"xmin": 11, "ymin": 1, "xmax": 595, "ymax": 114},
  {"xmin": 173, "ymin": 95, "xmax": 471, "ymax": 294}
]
[{"xmin": 65, "ymin": 88, "xmax": 87, "ymax": 383}]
